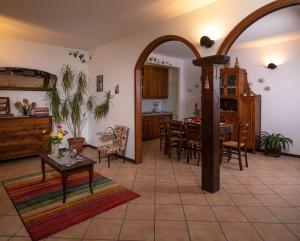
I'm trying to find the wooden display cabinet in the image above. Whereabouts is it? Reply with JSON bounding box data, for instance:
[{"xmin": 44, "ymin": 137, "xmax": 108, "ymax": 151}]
[{"xmin": 220, "ymin": 67, "xmax": 261, "ymax": 151}]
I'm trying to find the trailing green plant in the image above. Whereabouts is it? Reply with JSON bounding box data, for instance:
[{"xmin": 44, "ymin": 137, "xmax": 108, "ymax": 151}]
[
  {"xmin": 260, "ymin": 131, "xmax": 293, "ymax": 156},
  {"xmin": 47, "ymin": 64, "xmax": 113, "ymax": 139}
]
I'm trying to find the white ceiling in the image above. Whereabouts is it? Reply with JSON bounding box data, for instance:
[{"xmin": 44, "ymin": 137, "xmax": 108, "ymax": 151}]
[
  {"xmin": 152, "ymin": 41, "xmax": 196, "ymax": 59},
  {"xmin": 233, "ymin": 5, "xmax": 300, "ymax": 48},
  {"xmin": 0, "ymin": 0, "xmax": 217, "ymax": 50}
]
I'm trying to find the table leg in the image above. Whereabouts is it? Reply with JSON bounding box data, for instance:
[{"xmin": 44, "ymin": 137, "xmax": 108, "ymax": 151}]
[
  {"xmin": 41, "ymin": 157, "xmax": 46, "ymax": 181},
  {"xmin": 89, "ymin": 165, "xmax": 94, "ymax": 194},
  {"xmin": 62, "ymin": 173, "xmax": 68, "ymax": 203}
]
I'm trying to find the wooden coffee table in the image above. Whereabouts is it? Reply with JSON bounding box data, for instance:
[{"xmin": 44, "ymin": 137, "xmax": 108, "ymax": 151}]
[{"xmin": 40, "ymin": 153, "xmax": 96, "ymax": 203}]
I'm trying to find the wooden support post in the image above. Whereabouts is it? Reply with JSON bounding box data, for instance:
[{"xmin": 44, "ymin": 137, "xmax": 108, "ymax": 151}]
[{"xmin": 193, "ymin": 55, "xmax": 230, "ymax": 193}]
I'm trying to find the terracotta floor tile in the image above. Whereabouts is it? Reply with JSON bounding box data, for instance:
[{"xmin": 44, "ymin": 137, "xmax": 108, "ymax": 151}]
[
  {"xmin": 9, "ymin": 238, "xmax": 33, "ymax": 241},
  {"xmin": 188, "ymin": 221, "xmax": 226, "ymax": 241},
  {"xmin": 220, "ymin": 222, "xmax": 263, "ymax": 241},
  {"xmin": 255, "ymin": 194, "xmax": 290, "ymax": 207},
  {"xmin": 257, "ymin": 176, "xmax": 283, "ymax": 185},
  {"xmin": 237, "ymin": 176, "xmax": 262, "ymax": 185},
  {"xmin": 268, "ymin": 207, "xmax": 300, "ymax": 223},
  {"xmin": 268, "ymin": 185, "xmax": 299, "ymax": 195},
  {"xmin": 222, "ymin": 184, "xmax": 250, "ymax": 194},
  {"xmin": 156, "ymin": 175, "xmax": 176, "ymax": 183},
  {"xmin": 130, "ymin": 191, "xmax": 155, "ymax": 204},
  {"xmin": 119, "ymin": 219, "xmax": 154, "ymax": 241},
  {"xmin": 0, "ymin": 216, "xmax": 23, "ymax": 236},
  {"xmin": 253, "ymin": 223, "xmax": 298, "ymax": 241},
  {"xmin": 231, "ymin": 194, "xmax": 262, "ymax": 206},
  {"xmin": 178, "ymin": 183, "xmax": 202, "ymax": 193},
  {"xmin": 52, "ymin": 219, "xmax": 90, "ymax": 238},
  {"xmin": 180, "ymin": 193, "xmax": 208, "ymax": 205},
  {"xmin": 135, "ymin": 174, "xmax": 155, "ymax": 182},
  {"xmin": 0, "ymin": 199, "xmax": 14, "ymax": 215},
  {"xmin": 245, "ymin": 184, "xmax": 274, "ymax": 194},
  {"xmin": 281, "ymin": 195, "xmax": 300, "ymax": 207},
  {"xmin": 95, "ymin": 204, "xmax": 127, "ymax": 219},
  {"xmin": 156, "ymin": 192, "xmax": 182, "ymax": 204},
  {"xmin": 212, "ymin": 206, "xmax": 247, "ymax": 222},
  {"xmin": 84, "ymin": 218, "xmax": 122, "ymax": 240},
  {"xmin": 240, "ymin": 206, "xmax": 279, "ymax": 222},
  {"xmin": 156, "ymin": 182, "xmax": 179, "ymax": 193},
  {"xmin": 155, "ymin": 204, "xmax": 185, "ymax": 220},
  {"xmin": 183, "ymin": 205, "xmax": 215, "ymax": 221},
  {"xmin": 125, "ymin": 203, "xmax": 154, "ymax": 219},
  {"xmin": 155, "ymin": 220, "xmax": 190, "ymax": 241},
  {"xmin": 133, "ymin": 181, "xmax": 155, "ymax": 192},
  {"xmin": 286, "ymin": 224, "xmax": 300, "ymax": 239},
  {"xmin": 0, "ymin": 237, "xmax": 9, "ymax": 241},
  {"xmin": 205, "ymin": 193, "xmax": 235, "ymax": 205}
]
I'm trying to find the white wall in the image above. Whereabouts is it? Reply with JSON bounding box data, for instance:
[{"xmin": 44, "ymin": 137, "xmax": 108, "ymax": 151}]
[
  {"xmin": 181, "ymin": 59, "xmax": 201, "ymax": 118},
  {"xmin": 0, "ymin": 37, "xmax": 89, "ymax": 147},
  {"xmin": 229, "ymin": 39, "xmax": 300, "ymax": 155},
  {"xmin": 88, "ymin": 0, "xmax": 273, "ymax": 159}
]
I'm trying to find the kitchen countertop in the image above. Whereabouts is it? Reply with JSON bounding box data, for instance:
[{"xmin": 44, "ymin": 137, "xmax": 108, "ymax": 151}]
[{"xmin": 142, "ymin": 111, "xmax": 173, "ymax": 116}]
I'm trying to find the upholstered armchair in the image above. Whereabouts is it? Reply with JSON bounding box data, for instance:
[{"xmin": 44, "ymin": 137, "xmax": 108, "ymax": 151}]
[{"xmin": 97, "ymin": 125, "xmax": 129, "ymax": 168}]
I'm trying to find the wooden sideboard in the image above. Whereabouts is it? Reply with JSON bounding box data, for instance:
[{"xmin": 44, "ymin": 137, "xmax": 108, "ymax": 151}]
[{"xmin": 0, "ymin": 116, "xmax": 52, "ymax": 161}]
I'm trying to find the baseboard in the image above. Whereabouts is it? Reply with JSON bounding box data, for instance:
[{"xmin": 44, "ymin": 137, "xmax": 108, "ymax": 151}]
[
  {"xmin": 257, "ymin": 149, "xmax": 300, "ymax": 159},
  {"xmin": 84, "ymin": 144, "xmax": 137, "ymax": 164}
]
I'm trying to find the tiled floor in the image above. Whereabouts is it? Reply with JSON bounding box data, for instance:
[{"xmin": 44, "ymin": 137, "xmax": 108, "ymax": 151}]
[{"xmin": 1, "ymin": 139, "xmax": 300, "ymax": 241}]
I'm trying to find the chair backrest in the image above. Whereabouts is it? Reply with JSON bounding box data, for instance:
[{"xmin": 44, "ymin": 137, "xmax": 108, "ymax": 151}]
[
  {"xmin": 113, "ymin": 125, "xmax": 129, "ymax": 149},
  {"xmin": 238, "ymin": 122, "xmax": 249, "ymax": 147},
  {"xmin": 185, "ymin": 123, "xmax": 201, "ymax": 142},
  {"xmin": 167, "ymin": 120, "xmax": 183, "ymax": 138},
  {"xmin": 159, "ymin": 117, "xmax": 168, "ymax": 136},
  {"xmin": 0, "ymin": 97, "xmax": 11, "ymax": 116}
]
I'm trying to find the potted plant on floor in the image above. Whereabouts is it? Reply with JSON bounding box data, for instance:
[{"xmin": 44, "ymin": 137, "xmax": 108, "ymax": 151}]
[
  {"xmin": 47, "ymin": 64, "xmax": 113, "ymax": 153},
  {"xmin": 260, "ymin": 132, "xmax": 293, "ymax": 157}
]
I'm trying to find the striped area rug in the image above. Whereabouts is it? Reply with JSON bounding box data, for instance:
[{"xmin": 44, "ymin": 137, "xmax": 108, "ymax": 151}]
[{"xmin": 2, "ymin": 170, "xmax": 140, "ymax": 241}]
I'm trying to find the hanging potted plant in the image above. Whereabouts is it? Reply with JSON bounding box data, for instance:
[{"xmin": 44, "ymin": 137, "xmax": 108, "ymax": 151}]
[
  {"xmin": 47, "ymin": 64, "xmax": 113, "ymax": 153},
  {"xmin": 260, "ymin": 132, "xmax": 293, "ymax": 157}
]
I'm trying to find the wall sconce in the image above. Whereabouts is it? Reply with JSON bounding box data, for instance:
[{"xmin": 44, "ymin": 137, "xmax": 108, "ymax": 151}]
[
  {"xmin": 267, "ymin": 63, "xmax": 277, "ymax": 69},
  {"xmin": 200, "ymin": 36, "xmax": 215, "ymax": 48}
]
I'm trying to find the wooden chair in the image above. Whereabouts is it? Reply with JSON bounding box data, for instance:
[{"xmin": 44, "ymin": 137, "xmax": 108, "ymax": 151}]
[
  {"xmin": 166, "ymin": 120, "xmax": 185, "ymax": 160},
  {"xmin": 185, "ymin": 123, "xmax": 201, "ymax": 166},
  {"xmin": 0, "ymin": 97, "xmax": 12, "ymax": 117},
  {"xmin": 222, "ymin": 123, "xmax": 249, "ymax": 170},
  {"xmin": 158, "ymin": 117, "xmax": 168, "ymax": 151},
  {"xmin": 97, "ymin": 125, "xmax": 129, "ymax": 168}
]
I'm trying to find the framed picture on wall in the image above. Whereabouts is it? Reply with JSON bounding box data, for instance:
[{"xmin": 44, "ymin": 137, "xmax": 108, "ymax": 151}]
[{"xmin": 96, "ymin": 75, "xmax": 103, "ymax": 92}]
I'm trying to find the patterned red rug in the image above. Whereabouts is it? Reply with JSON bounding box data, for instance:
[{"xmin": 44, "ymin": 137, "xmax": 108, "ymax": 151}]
[{"xmin": 2, "ymin": 170, "xmax": 139, "ymax": 241}]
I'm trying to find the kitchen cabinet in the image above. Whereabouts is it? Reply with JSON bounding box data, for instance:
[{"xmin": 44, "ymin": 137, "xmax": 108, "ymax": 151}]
[
  {"xmin": 220, "ymin": 67, "xmax": 261, "ymax": 151},
  {"xmin": 142, "ymin": 113, "xmax": 172, "ymax": 140},
  {"xmin": 142, "ymin": 65, "xmax": 168, "ymax": 99}
]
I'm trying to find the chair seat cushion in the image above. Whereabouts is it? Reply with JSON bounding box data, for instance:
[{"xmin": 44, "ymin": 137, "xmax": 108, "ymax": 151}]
[
  {"xmin": 223, "ymin": 141, "xmax": 245, "ymax": 148},
  {"xmin": 98, "ymin": 144, "xmax": 124, "ymax": 154}
]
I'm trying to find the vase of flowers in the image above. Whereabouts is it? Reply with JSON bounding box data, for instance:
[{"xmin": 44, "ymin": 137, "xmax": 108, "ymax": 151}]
[
  {"xmin": 49, "ymin": 125, "xmax": 68, "ymax": 157},
  {"xmin": 193, "ymin": 103, "xmax": 201, "ymax": 123}
]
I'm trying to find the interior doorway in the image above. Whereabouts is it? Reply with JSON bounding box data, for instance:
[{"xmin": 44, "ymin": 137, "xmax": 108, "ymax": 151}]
[{"xmin": 134, "ymin": 35, "xmax": 201, "ymax": 163}]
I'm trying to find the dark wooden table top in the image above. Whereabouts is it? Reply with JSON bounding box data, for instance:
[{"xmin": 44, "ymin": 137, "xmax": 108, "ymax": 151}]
[{"xmin": 40, "ymin": 153, "xmax": 96, "ymax": 171}]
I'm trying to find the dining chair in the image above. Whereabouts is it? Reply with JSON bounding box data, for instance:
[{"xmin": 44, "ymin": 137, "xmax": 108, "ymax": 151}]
[
  {"xmin": 185, "ymin": 123, "xmax": 201, "ymax": 166},
  {"xmin": 222, "ymin": 122, "xmax": 249, "ymax": 170},
  {"xmin": 166, "ymin": 120, "xmax": 185, "ymax": 160},
  {"xmin": 97, "ymin": 125, "xmax": 129, "ymax": 168},
  {"xmin": 159, "ymin": 117, "xmax": 168, "ymax": 151}
]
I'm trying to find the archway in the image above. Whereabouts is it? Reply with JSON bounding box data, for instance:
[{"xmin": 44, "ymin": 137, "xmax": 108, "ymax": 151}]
[
  {"xmin": 134, "ymin": 35, "xmax": 201, "ymax": 163},
  {"xmin": 218, "ymin": 0, "xmax": 300, "ymax": 55}
]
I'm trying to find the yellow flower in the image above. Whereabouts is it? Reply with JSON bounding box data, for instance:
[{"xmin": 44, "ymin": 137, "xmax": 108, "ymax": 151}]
[
  {"xmin": 58, "ymin": 133, "xmax": 64, "ymax": 139},
  {"xmin": 49, "ymin": 132, "xmax": 55, "ymax": 138}
]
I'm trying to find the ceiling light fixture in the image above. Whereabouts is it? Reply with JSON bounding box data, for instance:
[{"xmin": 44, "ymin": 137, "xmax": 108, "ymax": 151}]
[{"xmin": 200, "ymin": 36, "xmax": 215, "ymax": 48}]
